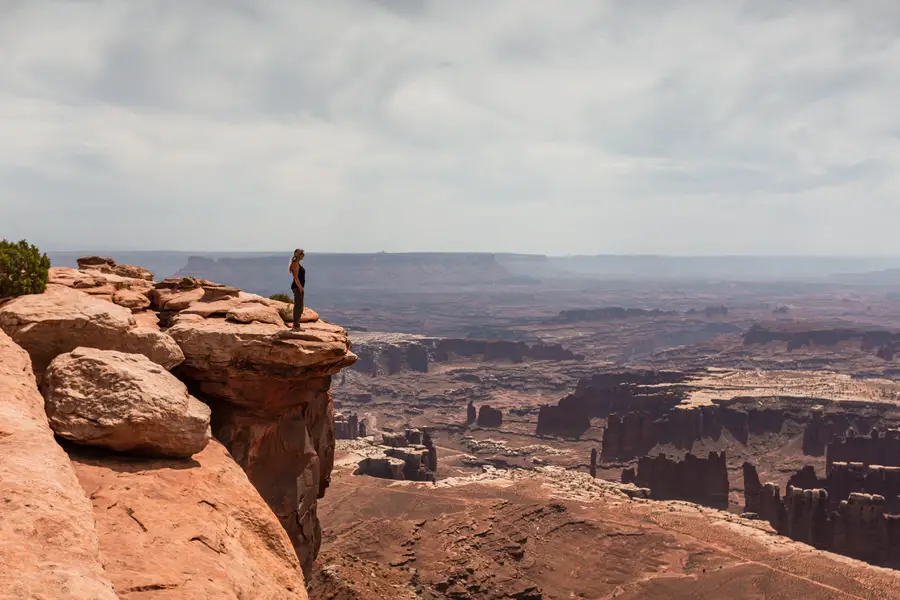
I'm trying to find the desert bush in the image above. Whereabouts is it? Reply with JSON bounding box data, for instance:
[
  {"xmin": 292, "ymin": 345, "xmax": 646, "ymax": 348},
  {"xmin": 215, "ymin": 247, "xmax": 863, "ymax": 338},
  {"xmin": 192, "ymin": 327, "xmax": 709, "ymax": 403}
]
[
  {"xmin": 0, "ymin": 239, "xmax": 51, "ymax": 299},
  {"xmin": 269, "ymin": 293, "xmax": 293, "ymax": 304}
]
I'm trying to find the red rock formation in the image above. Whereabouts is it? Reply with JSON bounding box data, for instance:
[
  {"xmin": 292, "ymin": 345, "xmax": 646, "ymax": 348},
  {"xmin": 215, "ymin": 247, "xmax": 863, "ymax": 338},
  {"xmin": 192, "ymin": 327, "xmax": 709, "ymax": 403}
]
[
  {"xmin": 827, "ymin": 462, "xmax": 900, "ymax": 513},
  {"xmin": 0, "ymin": 285, "xmax": 183, "ymax": 378},
  {"xmin": 1, "ymin": 257, "xmax": 358, "ymax": 593},
  {"xmin": 0, "ymin": 331, "xmax": 117, "ymax": 599},
  {"xmin": 424, "ymin": 428, "xmax": 438, "ymax": 474},
  {"xmin": 782, "ymin": 487, "xmax": 831, "ymax": 549},
  {"xmin": 356, "ymin": 428, "xmax": 437, "ymax": 482},
  {"xmin": 70, "ymin": 440, "xmax": 309, "ymax": 599},
  {"xmin": 743, "ymin": 460, "xmax": 900, "ymax": 568},
  {"xmin": 42, "ymin": 347, "xmax": 212, "ymax": 458},
  {"xmin": 168, "ymin": 318, "xmax": 356, "ymax": 576},
  {"xmin": 602, "ymin": 411, "xmax": 656, "ymax": 458},
  {"xmin": 803, "ymin": 410, "xmax": 841, "ymax": 456},
  {"xmin": 786, "ymin": 465, "xmax": 827, "ymax": 492},
  {"xmin": 826, "ymin": 428, "xmax": 900, "ymax": 470},
  {"xmin": 743, "ymin": 322, "xmax": 900, "ymax": 353},
  {"xmin": 623, "ymin": 452, "xmax": 729, "ymax": 508},
  {"xmin": 335, "ymin": 412, "xmax": 359, "ymax": 440},
  {"xmin": 467, "ymin": 399, "xmax": 477, "ymax": 425},
  {"xmin": 351, "ymin": 335, "xmax": 581, "ymax": 377},
  {"xmin": 76, "ymin": 255, "xmax": 155, "ymax": 281},
  {"xmin": 536, "ymin": 399, "xmax": 591, "ymax": 438},
  {"xmin": 477, "ymin": 405, "xmax": 503, "ymax": 428},
  {"xmin": 741, "ymin": 463, "xmax": 785, "ymax": 526},
  {"xmin": 833, "ymin": 493, "xmax": 900, "ymax": 565}
]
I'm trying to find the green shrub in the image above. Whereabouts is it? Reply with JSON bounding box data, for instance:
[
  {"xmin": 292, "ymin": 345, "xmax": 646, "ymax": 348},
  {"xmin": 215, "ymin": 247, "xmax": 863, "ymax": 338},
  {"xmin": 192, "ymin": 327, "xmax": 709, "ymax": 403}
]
[
  {"xmin": 269, "ymin": 293, "xmax": 292, "ymax": 304},
  {"xmin": 0, "ymin": 239, "xmax": 51, "ymax": 299}
]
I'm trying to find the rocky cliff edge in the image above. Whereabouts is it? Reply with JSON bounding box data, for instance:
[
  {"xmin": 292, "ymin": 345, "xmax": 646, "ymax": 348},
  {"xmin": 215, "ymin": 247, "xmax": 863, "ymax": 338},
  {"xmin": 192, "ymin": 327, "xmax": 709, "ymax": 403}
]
[{"xmin": 0, "ymin": 258, "xmax": 357, "ymax": 598}]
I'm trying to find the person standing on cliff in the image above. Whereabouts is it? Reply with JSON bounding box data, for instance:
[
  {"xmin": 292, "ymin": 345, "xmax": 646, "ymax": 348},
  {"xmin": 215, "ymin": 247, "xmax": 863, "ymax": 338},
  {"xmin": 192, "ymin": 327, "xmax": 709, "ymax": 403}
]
[{"xmin": 289, "ymin": 249, "xmax": 306, "ymax": 330}]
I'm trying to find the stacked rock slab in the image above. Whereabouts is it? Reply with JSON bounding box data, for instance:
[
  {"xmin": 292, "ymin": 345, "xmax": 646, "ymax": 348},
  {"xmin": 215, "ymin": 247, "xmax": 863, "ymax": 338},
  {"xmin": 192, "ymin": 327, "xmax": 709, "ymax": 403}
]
[
  {"xmin": 167, "ymin": 317, "xmax": 356, "ymax": 576},
  {"xmin": 0, "ymin": 285, "xmax": 183, "ymax": 378},
  {"xmin": 0, "ymin": 331, "xmax": 117, "ymax": 599}
]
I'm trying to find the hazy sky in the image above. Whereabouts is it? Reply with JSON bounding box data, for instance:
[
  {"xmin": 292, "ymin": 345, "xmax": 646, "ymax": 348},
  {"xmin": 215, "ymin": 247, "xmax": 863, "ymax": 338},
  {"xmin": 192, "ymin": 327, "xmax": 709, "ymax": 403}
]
[{"xmin": 2, "ymin": 1, "xmax": 899, "ymax": 255}]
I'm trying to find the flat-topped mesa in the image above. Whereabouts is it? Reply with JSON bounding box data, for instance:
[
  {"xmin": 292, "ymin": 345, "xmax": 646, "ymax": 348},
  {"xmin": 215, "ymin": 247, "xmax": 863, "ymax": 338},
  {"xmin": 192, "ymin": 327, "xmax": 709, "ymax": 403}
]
[
  {"xmin": 165, "ymin": 309, "xmax": 356, "ymax": 577},
  {"xmin": 348, "ymin": 332, "xmax": 582, "ymax": 377}
]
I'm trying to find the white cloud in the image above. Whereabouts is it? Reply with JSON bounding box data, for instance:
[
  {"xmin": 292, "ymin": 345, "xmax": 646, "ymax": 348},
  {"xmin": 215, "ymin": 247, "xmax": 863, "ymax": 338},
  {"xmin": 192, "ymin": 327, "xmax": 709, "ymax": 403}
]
[{"xmin": 1, "ymin": 0, "xmax": 900, "ymax": 254}]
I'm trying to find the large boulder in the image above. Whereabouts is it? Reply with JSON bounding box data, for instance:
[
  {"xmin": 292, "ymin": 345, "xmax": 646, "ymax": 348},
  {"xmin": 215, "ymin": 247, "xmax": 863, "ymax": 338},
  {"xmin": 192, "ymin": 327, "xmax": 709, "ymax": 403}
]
[
  {"xmin": 0, "ymin": 331, "xmax": 117, "ymax": 599},
  {"xmin": 69, "ymin": 439, "xmax": 309, "ymax": 599},
  {"xmin": 43, "ymin": 348, "xmax": 211, "ymax": 458},
  {"xmin": 0, "ymin": 285, "xmax": 183, "ymax": 377}
]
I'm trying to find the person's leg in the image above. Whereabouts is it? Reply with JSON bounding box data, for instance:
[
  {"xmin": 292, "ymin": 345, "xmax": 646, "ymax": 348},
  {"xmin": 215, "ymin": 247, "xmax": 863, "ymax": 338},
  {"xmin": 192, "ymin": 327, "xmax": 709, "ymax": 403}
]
[{"xmin": 292, "ymin": 289, "xmax": 303, "ymax": 329}]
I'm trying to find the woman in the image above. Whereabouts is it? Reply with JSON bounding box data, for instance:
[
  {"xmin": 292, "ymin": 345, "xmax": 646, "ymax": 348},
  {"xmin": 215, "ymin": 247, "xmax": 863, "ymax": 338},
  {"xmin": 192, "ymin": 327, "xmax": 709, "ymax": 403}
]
[{"xmin": 289, "ymin": 249, "xmax": 306, "ymax": 330}]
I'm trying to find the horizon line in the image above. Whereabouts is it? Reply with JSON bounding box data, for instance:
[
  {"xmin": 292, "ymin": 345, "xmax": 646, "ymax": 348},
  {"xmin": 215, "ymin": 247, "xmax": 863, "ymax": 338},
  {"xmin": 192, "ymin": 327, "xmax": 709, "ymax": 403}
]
[{"xmin": 44, "ymin": 249, "xmax": 900, "ymax": 260}]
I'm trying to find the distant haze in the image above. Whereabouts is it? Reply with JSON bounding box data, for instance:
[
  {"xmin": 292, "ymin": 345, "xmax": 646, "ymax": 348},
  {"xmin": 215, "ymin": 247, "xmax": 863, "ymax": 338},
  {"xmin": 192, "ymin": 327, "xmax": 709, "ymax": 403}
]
[{"xmin": 2, "ymin": 2, "xmax": 900, "ymax": 255}]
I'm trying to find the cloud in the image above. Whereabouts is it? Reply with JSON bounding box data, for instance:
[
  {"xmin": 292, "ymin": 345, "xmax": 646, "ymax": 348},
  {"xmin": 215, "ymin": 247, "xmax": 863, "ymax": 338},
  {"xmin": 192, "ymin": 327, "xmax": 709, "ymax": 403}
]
[{"xmin": 1, "ymin": 0, "xmax": 900, "ymax": 255}]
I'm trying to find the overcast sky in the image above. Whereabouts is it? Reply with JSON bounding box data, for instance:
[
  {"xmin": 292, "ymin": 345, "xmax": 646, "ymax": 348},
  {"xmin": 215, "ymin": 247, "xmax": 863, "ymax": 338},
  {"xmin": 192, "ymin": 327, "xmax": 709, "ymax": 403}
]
[{"xmin": 1, "ymin": 1, "xmax": 899, "ymax": 255}]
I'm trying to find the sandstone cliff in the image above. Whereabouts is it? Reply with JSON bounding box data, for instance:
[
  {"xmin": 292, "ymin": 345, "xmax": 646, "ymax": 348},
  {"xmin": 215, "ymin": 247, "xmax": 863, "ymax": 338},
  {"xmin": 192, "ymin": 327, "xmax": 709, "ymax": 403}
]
[
  {"xmin": 743, "ymin": 460, "xmax": 900, "ymax": 567},
  {"xmin": 0, "ymin": 331, "xmax": 117, "ymax": 600},
  {"xmin": 0, "ymin": 258, "xmax": 358, "ymax": 596},
  {"xmin": 348, "ymin": 332, "xmax": 582, "ymax": 377}
]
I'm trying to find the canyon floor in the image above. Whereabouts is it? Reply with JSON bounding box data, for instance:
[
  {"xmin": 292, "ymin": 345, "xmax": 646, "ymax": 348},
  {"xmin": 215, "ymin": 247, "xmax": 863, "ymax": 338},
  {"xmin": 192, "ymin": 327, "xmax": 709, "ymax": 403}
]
[
  {"xmin": 314, "ymin": 275, "xmax": 900, "ymax": 599},
  {"xmin": 312, "ymin": 444, "xmax": 900, "ymax": 600}
]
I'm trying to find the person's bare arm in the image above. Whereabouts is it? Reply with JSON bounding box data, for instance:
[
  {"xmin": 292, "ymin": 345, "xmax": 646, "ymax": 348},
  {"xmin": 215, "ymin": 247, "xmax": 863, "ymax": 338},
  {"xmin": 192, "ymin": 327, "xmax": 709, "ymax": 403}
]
[{"xmin": 291, "ymin": 263, "xmax": 304, "ymax": 292}]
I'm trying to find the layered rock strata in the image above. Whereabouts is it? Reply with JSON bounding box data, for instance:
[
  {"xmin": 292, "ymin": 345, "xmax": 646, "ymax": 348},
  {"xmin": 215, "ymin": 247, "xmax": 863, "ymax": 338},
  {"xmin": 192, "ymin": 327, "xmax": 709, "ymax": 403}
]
[
  {"xmin": 349, "ymin": 332, "xmax": 582, "ymax": 377},
  {"xmin": 335, "ymin": 412, "xmax": 360, "ymax": 440}
]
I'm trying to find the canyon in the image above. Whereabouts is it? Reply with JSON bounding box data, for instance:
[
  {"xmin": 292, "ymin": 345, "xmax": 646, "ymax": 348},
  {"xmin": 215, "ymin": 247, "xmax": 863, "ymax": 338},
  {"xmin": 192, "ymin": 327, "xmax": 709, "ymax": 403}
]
[{"xmin": 8, "ymin": 251, "xmax": 900, "ymax": 598}]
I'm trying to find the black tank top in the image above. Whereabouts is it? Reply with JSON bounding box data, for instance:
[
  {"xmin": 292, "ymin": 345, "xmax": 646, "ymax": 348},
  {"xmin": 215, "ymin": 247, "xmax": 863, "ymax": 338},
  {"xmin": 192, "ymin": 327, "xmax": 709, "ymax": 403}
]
[{"xmin": 291, "ymin": 262, "xmax": 306, "ymax": 290}]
